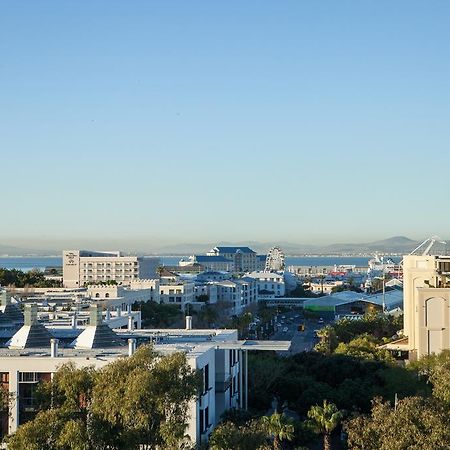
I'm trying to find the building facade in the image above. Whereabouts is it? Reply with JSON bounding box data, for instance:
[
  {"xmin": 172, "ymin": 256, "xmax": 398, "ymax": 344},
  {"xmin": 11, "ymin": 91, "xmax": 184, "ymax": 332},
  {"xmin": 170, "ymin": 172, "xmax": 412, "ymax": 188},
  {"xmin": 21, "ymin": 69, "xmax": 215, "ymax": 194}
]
[
  {"xmin": 0, "ymin": 304, "xmax": 290, "ymax": 445},
  {"xmin": 207, "ymin": 247, "xmax": 257, "ymax": 272},
  {"xmin": 245, "ymin": 271, "xmax": 286, "ymax": 298},
  {"xmin": 401, "ymin": 254, "xmax": 450, "ymax": 358},
  {"xmin": 63, "ymin": 250, "xmax": 160, "ymax": 288}
]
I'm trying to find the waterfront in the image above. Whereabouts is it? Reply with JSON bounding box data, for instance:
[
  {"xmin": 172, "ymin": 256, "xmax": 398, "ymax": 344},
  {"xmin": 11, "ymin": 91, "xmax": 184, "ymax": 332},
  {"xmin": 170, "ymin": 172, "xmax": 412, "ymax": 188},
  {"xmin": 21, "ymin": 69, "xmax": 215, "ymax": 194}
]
[{"xmin": 0, "ymin": 255, "xmax": 376, "ymax": 272}]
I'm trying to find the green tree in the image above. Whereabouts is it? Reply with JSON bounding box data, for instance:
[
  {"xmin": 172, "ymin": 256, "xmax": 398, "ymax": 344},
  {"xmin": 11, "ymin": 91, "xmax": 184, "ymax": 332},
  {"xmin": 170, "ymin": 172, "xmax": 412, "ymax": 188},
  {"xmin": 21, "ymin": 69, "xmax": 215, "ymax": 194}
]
[
  {"xmin": 210, "ymin": 420, "xmax": 269, "ymax": 450},
  {"xmin": 307, "ymin": 400, "xmax": 342, "ymax": 450},
  {"xmin": 314, "ymin": 327, "xmax": 338, "ymax": 354},
  {"xmin": 345, "ymin": 396, "xmax": 450, "ymax": 450},
  {"xmin": 334, "ymin": 334, "xmax": 395, "ymax": 362},
  {"xmin": 7, "ymin": 345, "xmax": 199, "ymax": 450},
  {"xmin": 261, "ymin": 412, "xmax": 295, "ymax": 450},
  {"xmin": 411, "ymin": 349, "xmax": 450, "ymax": 404}
]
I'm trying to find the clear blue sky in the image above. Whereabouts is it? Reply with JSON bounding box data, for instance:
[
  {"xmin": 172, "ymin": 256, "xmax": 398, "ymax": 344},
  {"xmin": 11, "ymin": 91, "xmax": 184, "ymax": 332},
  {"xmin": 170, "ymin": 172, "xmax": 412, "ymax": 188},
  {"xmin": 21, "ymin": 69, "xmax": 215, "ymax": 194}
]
[{"xmin": 1, "ymin": 1, "xmax": 449, "ymax": 249}]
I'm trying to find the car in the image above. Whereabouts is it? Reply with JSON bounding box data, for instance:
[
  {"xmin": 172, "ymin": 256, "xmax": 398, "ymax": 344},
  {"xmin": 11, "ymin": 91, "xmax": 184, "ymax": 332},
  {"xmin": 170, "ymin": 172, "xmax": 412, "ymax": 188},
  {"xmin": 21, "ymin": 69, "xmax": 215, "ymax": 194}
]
[{"xmin": 318, "ymin": 318, "xmax": 324, "ymax": 324}]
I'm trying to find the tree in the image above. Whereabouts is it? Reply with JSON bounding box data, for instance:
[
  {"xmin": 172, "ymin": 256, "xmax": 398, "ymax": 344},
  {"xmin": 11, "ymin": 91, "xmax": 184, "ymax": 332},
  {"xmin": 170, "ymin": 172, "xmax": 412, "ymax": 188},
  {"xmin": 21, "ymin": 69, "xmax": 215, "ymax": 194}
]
[
  {"xmin": 334, "ymin": 334, "xmax": 395, "ymax": 362},
  {"xmin": 314, "ymin": 327, "xmax": 338, "ymax": 354},
  {"xmin": 6, "ymin": 345, "xmax": 199, "ymax": 450},
  {"xmin": 345, "ymin": 396, "xmax": 450, "ymax": 450},
  {"xmin": 411, "ymin": 349, "xmax": 450, "ymax": 404},
  {"xmin": 261, "ymin": 412, "xmax": 294, "ymax": 450},
  {"xmin": 209, "ymin": 420, "xmax": 269, "ymax": 450},
  {"xmin": 307, "ymin": 400, "xmax": 342, "ymax": 450},
  {"xmin": 136, "ymin": 300, "xmax": 182, "ymax": 327}
]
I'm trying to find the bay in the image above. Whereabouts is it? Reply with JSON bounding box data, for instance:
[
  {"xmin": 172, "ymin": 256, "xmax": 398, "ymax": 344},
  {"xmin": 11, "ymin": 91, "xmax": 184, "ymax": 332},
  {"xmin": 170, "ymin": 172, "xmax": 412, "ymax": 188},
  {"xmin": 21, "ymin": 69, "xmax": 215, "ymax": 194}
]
[{"xmin": 0, "ymin": 255, "xmax": 374, "ymax": 272}]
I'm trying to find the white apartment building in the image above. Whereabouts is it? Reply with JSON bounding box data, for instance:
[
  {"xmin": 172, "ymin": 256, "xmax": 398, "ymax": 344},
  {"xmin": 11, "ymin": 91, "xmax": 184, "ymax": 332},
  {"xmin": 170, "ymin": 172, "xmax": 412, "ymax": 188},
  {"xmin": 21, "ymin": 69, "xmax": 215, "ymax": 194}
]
[
  {"xmin": 63, "ymin": 250, "xmax": 160, "ymax": 288},
  {"xmin": 160, "ymin": 281, "xmax": 195, "ymax": 310},
  {"xmin": 212, "ymin": 277, "xmax": 258, "ymax": 315},
  {"xmin": 245, "ymin": 271, "xmax": 286, "ymax": 298},
  {"xmin": 195, "ymin": 283, "xmax": 218, "ymax": 304},
  {"xmin": 207, "ymin": 247, "xmax": 258, "ymax": 272},
  {"xmin": 0, "ymin": 304, "xmax": 290, "ymax": 446}
]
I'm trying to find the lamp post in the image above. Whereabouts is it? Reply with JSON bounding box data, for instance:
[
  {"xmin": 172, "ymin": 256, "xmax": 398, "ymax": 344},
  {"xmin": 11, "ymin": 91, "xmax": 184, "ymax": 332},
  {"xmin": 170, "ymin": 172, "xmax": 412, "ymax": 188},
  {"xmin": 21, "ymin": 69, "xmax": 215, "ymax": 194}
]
[{"xmin": 373, "ymin": 274, "xmax": 386, "ymax": 313}]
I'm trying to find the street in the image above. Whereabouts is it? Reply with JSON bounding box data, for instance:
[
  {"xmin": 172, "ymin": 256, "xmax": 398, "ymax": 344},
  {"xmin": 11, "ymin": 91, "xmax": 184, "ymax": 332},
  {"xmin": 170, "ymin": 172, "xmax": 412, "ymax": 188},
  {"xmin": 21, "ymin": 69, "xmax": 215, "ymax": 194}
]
[{"xmin": 270, "ymin": 310, "xmax": 330, "ymax": 354}]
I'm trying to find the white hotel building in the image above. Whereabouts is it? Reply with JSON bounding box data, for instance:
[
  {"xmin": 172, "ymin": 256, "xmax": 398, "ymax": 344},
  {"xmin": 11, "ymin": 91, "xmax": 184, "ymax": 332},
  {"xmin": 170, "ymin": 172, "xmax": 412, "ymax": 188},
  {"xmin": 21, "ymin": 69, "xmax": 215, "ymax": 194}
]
[
  {"xmin": 63, "ymin": 250, "xmax": 160, "ymax": 288},
  {"xmin": 0, "ymin": 302, "xmax": 289, "ymax": 446}
]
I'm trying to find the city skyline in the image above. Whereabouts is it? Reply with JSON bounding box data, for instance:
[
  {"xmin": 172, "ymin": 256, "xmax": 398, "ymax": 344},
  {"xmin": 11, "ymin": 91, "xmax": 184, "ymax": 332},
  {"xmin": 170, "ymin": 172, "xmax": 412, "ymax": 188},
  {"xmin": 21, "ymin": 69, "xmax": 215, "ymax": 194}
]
[{"xmin": 2, "ymin": 1, "xmax": 450, "ymax": 244}]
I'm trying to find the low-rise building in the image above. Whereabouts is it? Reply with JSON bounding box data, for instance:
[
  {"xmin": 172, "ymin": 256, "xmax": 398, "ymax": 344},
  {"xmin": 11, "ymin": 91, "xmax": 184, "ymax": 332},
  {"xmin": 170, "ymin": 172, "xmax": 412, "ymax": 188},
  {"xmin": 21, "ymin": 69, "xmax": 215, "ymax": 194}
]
[
  {"xmin": 0, "ymin": 304, "xmax": 290, "ymax": 445},
  {"xmin": 245, "ymin": 271, "xmax": 286, "ymax": 298},
  {"xmin": 160, "ymin": 281, "xmax": 195, "ymax": 310}
]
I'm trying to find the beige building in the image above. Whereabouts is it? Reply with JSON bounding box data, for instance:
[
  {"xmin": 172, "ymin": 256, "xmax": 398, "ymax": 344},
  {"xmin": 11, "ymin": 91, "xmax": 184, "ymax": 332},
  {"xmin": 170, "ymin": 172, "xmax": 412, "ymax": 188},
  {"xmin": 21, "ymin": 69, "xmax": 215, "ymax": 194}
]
[
  {"xmin": 400, "ymin": 254, "xmax": 450, "ymax": 359},
  {"xmin": 63, "ymin": 250, "xmax": 160, "ymax": 288}
]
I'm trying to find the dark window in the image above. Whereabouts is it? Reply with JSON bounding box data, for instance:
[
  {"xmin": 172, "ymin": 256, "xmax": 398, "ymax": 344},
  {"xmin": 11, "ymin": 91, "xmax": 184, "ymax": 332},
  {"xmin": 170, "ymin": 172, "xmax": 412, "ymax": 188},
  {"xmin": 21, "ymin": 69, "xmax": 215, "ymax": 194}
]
[
  {"xmin": 204, "ymin": 364, "xmax": 209, "ymax": 392},
  {"xmin": 199, "ymin": 408, "xmax": 204, "ymax": 435}
]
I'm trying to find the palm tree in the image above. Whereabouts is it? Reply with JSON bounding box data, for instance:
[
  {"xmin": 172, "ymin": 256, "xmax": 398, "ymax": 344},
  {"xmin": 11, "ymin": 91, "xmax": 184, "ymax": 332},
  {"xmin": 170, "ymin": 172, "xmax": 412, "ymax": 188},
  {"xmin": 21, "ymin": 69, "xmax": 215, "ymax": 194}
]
[
  {"xmin": 261, "ymin": 412, "xmax": 295, "ymax": 450},
  {"xmin": 307, "ymin": 400, "xmax": 343, "ymax": 450}
]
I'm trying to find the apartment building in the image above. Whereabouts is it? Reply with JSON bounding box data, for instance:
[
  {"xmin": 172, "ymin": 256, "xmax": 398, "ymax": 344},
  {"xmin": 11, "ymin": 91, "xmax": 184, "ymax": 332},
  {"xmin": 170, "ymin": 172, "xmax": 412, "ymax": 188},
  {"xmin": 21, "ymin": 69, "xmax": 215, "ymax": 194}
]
[
  {"xmin": 0, "ymin": 304, "xmax": 290, "ymax": 445},
  {"xmin": 159, "ymin": 280, "xmax": 195, "ymax": 310},
  {"xmin": 212, "ymin": 277, "xmax": 258, "ymax": 315},
  {"xmin": 63, "ymin": 250, "xmax": 160, "ymax": 288},
  {"xmin": 245, "ymin": 271, "xmax": 286, "ymax": 298}
]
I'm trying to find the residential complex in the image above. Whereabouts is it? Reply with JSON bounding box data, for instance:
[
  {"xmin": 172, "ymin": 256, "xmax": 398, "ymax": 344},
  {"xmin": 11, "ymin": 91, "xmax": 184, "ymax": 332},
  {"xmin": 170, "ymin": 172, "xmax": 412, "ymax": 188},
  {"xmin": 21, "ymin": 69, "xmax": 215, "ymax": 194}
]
[
  {"xmin": 245, "ymin": 271, "xmax": 286, "ymax": 297},
  {"xmin": 0, "ymin": 300, "xmax": 289, "ymax": 445},
  {"xmin": 62, "ymin": 250, "xmax": 160, "ymax": 288}
]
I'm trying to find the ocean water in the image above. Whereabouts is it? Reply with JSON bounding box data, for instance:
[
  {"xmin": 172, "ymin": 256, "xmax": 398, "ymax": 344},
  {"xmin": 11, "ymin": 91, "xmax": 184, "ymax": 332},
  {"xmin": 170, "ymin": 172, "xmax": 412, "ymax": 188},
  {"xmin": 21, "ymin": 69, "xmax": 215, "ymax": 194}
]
[{"xmin": 0, "ymin": 255, "xmax": 373, "ymax": 271}]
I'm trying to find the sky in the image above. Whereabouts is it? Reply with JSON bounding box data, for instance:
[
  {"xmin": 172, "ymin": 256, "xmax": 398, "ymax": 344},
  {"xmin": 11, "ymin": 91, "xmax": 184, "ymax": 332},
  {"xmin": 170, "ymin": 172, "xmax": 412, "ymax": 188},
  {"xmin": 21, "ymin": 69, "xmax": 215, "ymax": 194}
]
[{"xmin": 1, "ymin": 1, "xmax": 450, "ymax": 250}]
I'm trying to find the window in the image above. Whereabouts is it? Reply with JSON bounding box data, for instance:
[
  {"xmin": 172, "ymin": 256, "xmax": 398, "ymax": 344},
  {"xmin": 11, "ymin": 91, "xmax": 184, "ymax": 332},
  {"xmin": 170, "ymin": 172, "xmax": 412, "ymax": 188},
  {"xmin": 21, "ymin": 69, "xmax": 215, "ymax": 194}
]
[
  {"xmin": 199, "ymin": 409, "xmax": 204, "ymax": 435},
  {"xmin": 204, "ymin": 407, "xmax": 209, "ymax": 430},
  {"xmin": 204, "ymin": 364, "xmax": 209, "ymax": 393}
]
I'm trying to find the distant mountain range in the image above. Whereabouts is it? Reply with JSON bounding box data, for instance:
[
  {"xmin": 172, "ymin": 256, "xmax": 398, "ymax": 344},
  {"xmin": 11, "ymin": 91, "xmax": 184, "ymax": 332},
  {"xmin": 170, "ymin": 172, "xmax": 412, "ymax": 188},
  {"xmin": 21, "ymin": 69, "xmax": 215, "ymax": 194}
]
[
  {"xmin": 0, "ymin": 236, "xmax": 433, "ymax": 257},
  {"xmin": 150, "ymin": 236, "xmax": 424, "ymax": 255}
]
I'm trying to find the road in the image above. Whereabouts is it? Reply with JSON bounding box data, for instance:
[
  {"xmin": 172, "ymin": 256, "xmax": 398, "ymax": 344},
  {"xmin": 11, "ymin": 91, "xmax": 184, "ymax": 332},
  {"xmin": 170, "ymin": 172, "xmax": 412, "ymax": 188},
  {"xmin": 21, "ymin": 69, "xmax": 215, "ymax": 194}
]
[{"xmin": 270, "ymin": 311, "xmax": 331, "ymax": 355}]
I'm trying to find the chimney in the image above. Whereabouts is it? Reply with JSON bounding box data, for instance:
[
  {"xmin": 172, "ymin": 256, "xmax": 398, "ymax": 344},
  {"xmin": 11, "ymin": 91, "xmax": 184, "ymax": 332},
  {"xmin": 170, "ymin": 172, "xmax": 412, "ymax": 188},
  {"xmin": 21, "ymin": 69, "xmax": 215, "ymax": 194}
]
[
  {"xmin": 50, "ymin": 338, "xmax": 59, "ymax": 358},
  {"xmin": 128, "ymin": 315, "xmax": 134, "ymax": 331},
  {"xmin": 185, "ymin": 315, "xmax": 193, "ymax": 330},
  {"xmin": 128, "ymin": 338, "xmax": 136, "ymax": 357},
  {"xmin": 24, "ymin": 304, "xmax": 38, "ymax": 326}
]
